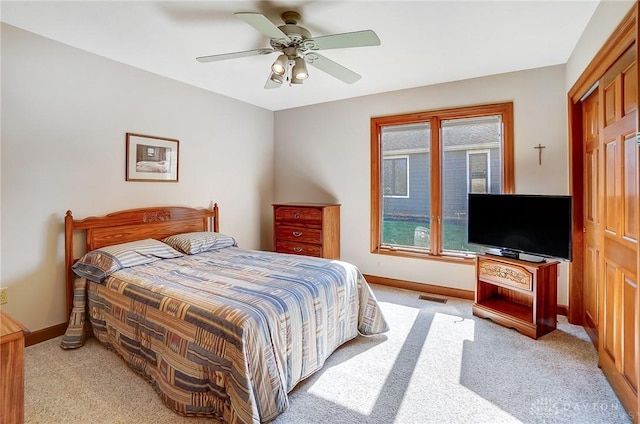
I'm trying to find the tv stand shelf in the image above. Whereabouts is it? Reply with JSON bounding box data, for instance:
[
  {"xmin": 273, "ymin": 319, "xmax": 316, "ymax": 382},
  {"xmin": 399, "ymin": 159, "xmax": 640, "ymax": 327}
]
[
  {"xmin": 477, "ymin": 297, "xmax": 533, "ymax": 322},
  {"xmin": 472, "ymin": 254, "xmax": 558, "ymax": 339}
]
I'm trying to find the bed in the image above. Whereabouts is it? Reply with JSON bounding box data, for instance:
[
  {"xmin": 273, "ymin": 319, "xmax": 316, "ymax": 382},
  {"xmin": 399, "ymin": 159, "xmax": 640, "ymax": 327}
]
[
  {"xmin": 135, "ymin": 160, "xmax": 170, "ymax": 173},
  {"xmin": 61, "ymin": 203, "xmax": 388, "ymax": 423}
]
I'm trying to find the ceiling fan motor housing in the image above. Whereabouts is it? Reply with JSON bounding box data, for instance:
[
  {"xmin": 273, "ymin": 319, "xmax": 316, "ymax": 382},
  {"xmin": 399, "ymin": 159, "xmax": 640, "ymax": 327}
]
[
  {"xmin": 281, "ymin": 11, "xmax": 301, "ymax": 25},
  {"xmin": 270, "ymin": 11, "xmax": 311, "ymax": 53}
]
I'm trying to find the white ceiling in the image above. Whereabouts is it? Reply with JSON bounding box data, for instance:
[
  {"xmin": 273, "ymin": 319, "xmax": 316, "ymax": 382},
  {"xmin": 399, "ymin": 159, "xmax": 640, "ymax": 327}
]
[{"xmin": 1, "ymin": 1, "xmax": 600, "ymax": 111}]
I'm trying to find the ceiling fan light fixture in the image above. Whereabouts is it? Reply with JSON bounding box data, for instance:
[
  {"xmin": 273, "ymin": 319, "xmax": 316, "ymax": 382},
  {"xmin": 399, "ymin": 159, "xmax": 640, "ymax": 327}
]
[
  {"xmin": 271, "ymin": 54, "xmax": 288, "ymax": 76},
  {"xmin": 292, "ymin": 57, "xmax": 309, "ymax": 80},
  {"xmin": 270, "ymin": 72, "xmax": 284, "ymax": 84}
]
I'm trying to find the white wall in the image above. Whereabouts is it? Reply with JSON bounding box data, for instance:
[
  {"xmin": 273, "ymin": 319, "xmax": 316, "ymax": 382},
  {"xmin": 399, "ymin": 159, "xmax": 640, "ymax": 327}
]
[
  {"xmin": 0, "ymin": 24, "xmax": 275, "ymax": 331},
  {"xmin": 274, "ymin": 65, "xmax": 570, "ymax": 303},
  {"xmin": 566, "ymin": 0, "xmax": 636, "ymax": 91}
]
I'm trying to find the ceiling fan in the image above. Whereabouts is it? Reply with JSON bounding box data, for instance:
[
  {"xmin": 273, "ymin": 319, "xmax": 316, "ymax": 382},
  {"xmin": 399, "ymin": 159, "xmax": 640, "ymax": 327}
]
[{"xmin": 196, "ymin": 11, "xmax": 381, "ymax": 88}]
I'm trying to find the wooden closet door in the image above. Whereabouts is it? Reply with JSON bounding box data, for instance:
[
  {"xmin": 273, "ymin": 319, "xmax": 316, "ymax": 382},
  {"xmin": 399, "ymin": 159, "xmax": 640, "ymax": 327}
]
[
  {"xmin": 599, "ymin": 48, "xmax": 638, "ymax": 414},
  {"xmin": 582, "ymin": 88, "xmax": 600, "ymax": 345}
]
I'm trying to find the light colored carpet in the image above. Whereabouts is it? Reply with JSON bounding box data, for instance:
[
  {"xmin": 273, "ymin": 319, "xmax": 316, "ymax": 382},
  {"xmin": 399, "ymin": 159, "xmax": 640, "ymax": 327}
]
[{"xmin": 24, "ymin": 284, "xmax": 631, "ymax": 424}]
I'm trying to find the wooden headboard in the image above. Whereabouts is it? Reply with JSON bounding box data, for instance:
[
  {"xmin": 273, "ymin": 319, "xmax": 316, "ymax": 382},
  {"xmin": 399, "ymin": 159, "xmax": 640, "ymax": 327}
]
[{"xmin": 64, "ymin": 203, "xmax": 219, "ymax": 318}]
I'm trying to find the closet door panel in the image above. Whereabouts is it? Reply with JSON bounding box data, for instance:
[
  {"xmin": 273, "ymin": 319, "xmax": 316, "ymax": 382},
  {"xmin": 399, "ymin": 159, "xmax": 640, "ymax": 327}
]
[
  {"xmin": 604, "ymin": 138, "xmax": 621, "ymax": 235},
  {"xmin": 584, "ymin": 88, "xmax": 601, "ymax": 339},
  {"xmin": 624, "ymin": 135, "xmax": 638, "ymax": 242},
  {"xmin": 623, "ymin": 275, "xmax": 637, "ymax": 392},
  {"xmin": 602, "ymin": 261, "xmax": 620, "ymax": 361},
  {"xmin": 598, "ymin": 54, "xmax": 638, "ymax": 418}
]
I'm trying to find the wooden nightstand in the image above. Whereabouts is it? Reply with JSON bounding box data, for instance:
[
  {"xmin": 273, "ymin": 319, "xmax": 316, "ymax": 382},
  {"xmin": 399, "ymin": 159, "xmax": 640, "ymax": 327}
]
[
  {"xmin": 1, "ymin": 311, "xmax": 29, "ymax": 424},
  {"xmin": 472, "ymin": 254, "xmax": 558, "ymax": 339}
]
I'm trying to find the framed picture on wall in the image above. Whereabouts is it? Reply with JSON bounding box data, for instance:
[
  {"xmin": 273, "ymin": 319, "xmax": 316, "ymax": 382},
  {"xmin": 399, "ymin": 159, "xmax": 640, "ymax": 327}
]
[{"xmin": 125, "ymin": 133, "xmax": 179, "ymax": 182}]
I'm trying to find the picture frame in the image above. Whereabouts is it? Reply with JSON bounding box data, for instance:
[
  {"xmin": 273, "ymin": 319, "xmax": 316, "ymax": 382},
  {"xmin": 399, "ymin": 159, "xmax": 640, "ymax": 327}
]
[{"xmin": 125, "ymin": 133, "xmax": 179, "ymax": 182}]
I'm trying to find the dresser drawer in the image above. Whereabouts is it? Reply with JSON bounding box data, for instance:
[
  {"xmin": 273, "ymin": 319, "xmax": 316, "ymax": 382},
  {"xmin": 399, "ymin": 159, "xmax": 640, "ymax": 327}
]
[
  {"xmin": 274, "ymin": 206, "xmax": 323, "ymax": 222},
  {"xmin": 275, "ymin": 226, "xmax": 322, "ymax": 244},
  {"xmin": 478, "ymin": 258, "xmax": 533, "ymax": 291},
  {"xmin": 275, "ymin": 241, "xmax": 322, "ymax": 257}
]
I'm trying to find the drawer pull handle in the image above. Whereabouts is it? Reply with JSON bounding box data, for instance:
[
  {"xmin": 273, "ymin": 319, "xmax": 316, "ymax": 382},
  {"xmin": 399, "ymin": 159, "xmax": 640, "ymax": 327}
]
[
  {"xmin": 294, "ymin": 212, "xmax": 300, "ymax": 219},
  {"xmin": 292, "ymin": 231, "xmax": 302, "ymax": 237},
  {"xmin": 293, "ymin": 247, "xmax": 303, "ymax": 252}
]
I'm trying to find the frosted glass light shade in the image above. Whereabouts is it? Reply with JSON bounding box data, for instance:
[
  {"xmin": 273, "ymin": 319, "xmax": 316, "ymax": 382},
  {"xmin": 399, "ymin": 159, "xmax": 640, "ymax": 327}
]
[
  {"xmin": 270, "ymin": 72, "xmax": 284, "ymax": 84},
  {"xmin": 292, "ymin": 57, "xmax": 309, "ymax": 80},
  {"xmin": 271, "ymin": 54, "xmax": 288, "ymax": 76}
]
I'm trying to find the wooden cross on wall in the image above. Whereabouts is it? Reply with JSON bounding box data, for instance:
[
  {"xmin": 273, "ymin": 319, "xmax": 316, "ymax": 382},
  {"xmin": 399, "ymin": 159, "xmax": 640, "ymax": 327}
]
[{"xmin": 534, "ymin": 144, "xmax": 546, "ymax": 165}]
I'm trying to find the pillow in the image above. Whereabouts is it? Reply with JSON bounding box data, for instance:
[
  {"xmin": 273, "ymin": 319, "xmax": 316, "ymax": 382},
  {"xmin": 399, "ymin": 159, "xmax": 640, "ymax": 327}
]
[
  {"xmin": 162, "ymin": 231, "xmax": 237, "ymax": 255},
  {"xmin": 72, "ymin": 238, "xmax": 183, "ymax": 282}
]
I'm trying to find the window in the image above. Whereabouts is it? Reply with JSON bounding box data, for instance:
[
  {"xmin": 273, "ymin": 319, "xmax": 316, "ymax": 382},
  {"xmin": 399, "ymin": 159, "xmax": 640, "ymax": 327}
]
[
  {"xmin": 467, "ymin": 151, "xmax": 490, "ymax": 193},
  {"xmin": 383, "ymin": 156, "xmax": 409, "ymax": 197},
  {"xmin": 371, "ymin": 103, "xmax": 514, "ymax": 259}
]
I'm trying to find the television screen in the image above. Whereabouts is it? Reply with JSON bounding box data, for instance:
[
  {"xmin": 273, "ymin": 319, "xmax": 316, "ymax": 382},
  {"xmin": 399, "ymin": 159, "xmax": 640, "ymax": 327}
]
[{"xmin": 467, "ymin": 193, "xmax": 572, "ymax": 262}]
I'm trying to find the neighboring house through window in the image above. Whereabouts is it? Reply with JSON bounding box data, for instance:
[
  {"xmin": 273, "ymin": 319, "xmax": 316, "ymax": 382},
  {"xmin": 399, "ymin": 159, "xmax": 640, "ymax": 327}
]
[
  {"xmin": 468, "ymin": 150, "xmax": 490, "ymax": 193},
  {"xmin": 371, "ymin": 103, "xmax": 514, "ymax": 259},
  {"xmin": 383, "ymin": 155, "xmax": 409, "ymax": 198}
]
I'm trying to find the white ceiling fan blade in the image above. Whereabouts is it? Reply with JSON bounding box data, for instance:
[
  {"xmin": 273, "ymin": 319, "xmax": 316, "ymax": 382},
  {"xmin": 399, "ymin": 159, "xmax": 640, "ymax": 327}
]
[
  {"xmin": 196, "ymin": 48, "xmax": 274, "ymax": 63},
  {"xmin": 235, "ymin": 12, "xmax": 291, "ymax": 43},
  {"xmin": 304, "ymin": 53, "xmax": 361, "ymax": 84},
  {"xmin": 305, "ymin": 30, "xmax": 381, "ymax": 50}
]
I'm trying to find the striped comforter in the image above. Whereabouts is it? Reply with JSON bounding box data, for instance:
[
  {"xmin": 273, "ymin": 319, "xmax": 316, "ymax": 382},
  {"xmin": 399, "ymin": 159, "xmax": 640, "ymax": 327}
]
[{"xmin": 62, "ymin": 247, "xmax": 388, "ymax": 423}]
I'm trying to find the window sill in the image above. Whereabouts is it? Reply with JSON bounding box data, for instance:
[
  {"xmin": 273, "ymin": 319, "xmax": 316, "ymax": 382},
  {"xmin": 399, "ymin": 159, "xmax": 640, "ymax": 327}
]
[{"xmin": 372, "ymin": 247, "xmax": 477, "ymax": 265}]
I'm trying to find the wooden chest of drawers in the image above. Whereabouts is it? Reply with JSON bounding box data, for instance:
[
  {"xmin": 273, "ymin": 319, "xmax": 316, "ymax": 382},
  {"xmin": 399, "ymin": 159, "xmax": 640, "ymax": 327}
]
[{"xmin": 273, "ymin": 203, "xmax": 340, "ymax": 259}]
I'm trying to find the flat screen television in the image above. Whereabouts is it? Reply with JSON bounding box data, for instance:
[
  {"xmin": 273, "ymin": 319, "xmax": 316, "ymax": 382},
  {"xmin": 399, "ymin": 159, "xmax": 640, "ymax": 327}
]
[{"xmin": 467, "ymin": 193, "xmax": 572, "ymax": 262}]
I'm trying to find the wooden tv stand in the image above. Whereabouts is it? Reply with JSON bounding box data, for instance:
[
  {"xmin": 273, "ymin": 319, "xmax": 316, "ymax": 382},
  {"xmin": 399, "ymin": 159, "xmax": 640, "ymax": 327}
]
[{"xmin": 472, "ymin": 254, "xmax": 558, "ymax": 339}]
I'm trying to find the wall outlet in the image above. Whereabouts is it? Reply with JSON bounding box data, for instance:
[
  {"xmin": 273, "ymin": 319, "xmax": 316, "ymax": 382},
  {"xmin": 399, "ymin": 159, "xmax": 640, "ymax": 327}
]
[{"xmin": 0, "ymin": 287, "xmax": 7, "ymax": 305}]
